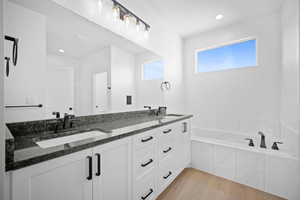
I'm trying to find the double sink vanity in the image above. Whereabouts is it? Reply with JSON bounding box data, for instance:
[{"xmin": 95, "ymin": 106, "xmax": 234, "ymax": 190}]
[{"xmin": 5, "ymin": 110, "xmax": 192, "ymax": 200}]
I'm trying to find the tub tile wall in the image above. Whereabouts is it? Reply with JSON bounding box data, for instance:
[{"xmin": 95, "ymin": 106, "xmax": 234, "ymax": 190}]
[
  {"xmin": 214, "ymin": 146, "xmax": 236, "ymax": 181},
  {"xmin": 236, "ymin": 150, "xmax": 265, "ymax": 189},
  {"xmin": 191, "ymin": 142, "xmax": 214, "ymax": 173},
  {"xmin": 280, "ymin": 123, "xmax": 299, "ymax": 157},
  {"xmin": 265, "ymin": 155, "xmax": 299, "ymax": 199}
]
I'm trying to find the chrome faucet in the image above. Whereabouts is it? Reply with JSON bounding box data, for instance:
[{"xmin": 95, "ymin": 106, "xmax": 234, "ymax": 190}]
[{"xmin": 258, "ymin": 131, "xmax": 266, "ymax": 148}]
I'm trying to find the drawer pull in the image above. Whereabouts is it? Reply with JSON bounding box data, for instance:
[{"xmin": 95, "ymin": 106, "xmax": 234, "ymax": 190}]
[
  {"xmin": 95, "ymin": 153, "xmax": 101, "ymax": 176},
  {"xmin": 163, "ymin": 129, "xmax": 172, "ymax": 134},
  {"xmin": 141, "ymin": 188, "xmax": 153, "ymax": 200},
  {"xmin": 141, "ymin": 136, "xmax": 153, "ymax": 143},
  {"xmin": 163, "ymin": 171, "xmax": 172, "ymax": 179},
  {"xmin": 183, "ymin": 122, "xmax": 188, "ymax": 133},
  {"xmin": 87, "ymin": 156, "xmax": 93, "ymax": 180},
  {"xmin": 141, "ymin": 159, "xmax": 153, "ymax": 167},
  {"xmin": 163, "ymin": 147, "xmax": 172, "ymax": 153}
]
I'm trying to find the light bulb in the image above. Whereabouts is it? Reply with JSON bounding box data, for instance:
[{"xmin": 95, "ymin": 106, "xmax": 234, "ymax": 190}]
[
  {"xmin": 136, "ymin": 21, "xmax": 141, "ymax": 32},
  {"xmin": 98, "ymin": 0, "xmax": 103, "ymax": 13},
  {"xmin": 144, "ymin": 27, "xmax": 149, "ymax": 39},
  {"xmin": 216, "ymin": 14, "xmax": 224, "ymax": 20},
  {"xmin": 112, "ymin": 5, "xmax": 120, "ymax": 20},
  {"xmin": 124, "ymin": 15, "xmax": 130, "ymax": 27}
]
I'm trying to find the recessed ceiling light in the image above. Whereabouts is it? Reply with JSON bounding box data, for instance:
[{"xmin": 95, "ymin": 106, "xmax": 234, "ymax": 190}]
[
  {"xmin": 216, "ymin": 14, "xmax": 224, "ymax": 20},
  {"xmin": 59, "ymin": 49, "xmax": 65, "ymax": 53}
]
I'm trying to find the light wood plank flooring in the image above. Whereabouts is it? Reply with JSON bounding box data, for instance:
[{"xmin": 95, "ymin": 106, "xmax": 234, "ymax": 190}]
[{"xmin": 156, "ymin": 168, "xmax": 285, "ymax": 200}]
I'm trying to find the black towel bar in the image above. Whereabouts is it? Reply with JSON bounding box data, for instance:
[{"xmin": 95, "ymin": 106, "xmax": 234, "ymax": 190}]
[{"xmin": 5, "ymin": 104, "xmax": 43, "ymax": 108}]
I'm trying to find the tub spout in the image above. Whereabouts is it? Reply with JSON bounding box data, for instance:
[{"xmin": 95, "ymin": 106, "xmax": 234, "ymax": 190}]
[{"xmin": 258, "ymin": 131, "xmax": 266, "ymax": 148}]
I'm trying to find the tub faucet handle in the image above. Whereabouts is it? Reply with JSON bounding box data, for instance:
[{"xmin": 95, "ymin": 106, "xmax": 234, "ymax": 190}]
[
  {"xmin": 245, "ymin": 138, "xmax": 254, "ymax": 147},
  {"xmin": 271, "ymin": 142, "xmax": 283, "ymax": 150}
]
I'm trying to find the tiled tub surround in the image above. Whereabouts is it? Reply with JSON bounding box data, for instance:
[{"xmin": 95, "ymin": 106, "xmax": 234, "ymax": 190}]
[
  {"xmin": 5, "ymin": 109, "xmax": 192, "ymax": 171},
  {"xmin": 191, "ymin": 127, "xmax": 299, "ymax": 200}
]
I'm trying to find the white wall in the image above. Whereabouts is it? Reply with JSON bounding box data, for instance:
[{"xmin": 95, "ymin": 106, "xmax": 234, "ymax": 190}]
[
  {"xmin": 110, "ymin": 45, "xmax": 137, "ymax": 112},
  {"xmin": 184, "ymin": 13, "xmax": 282, "ymax": 136},
  {"xmin": 4, "ymin": 2, "xmax": 47, "ymax": 122},
  {"xmin": 280, "ymin": 0, "xmax": 299, "ymax": 155},
  {"xmin": 135, "ymin": 51, "xmax": 164, "ymax": 108},
  {"xmin": 0, "ymin": 0, "xmax": 4, "ymax": 198}
]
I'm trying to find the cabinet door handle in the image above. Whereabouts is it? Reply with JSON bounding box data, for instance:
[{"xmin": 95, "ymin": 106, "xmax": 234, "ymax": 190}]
[
  {"xmin": 95, "ymin": 153, "xmax": 101, "ymax": 176},
  {"xmin": 163, "ymin": 129, "xmax": 172, "ymax": 134},
  {"xmin": 183, "ymin": 122, "xmax": 187, "ymax": 133},
  {"xmin": 163, "ymin": 147, "xmax": 172, "ymax": 153},
  {"xmin": 87, "ymin": 156, "xmax": 93, "ymax": 180},
  {"xmin": 141, "ymin": 159, "xmax": 153, "ymax": 167},
  {"xmin": 141, "ymin": 188, "xmax": 153, "ymax": 200},
  {"xmin": 163, "ymin": 171, "xmax": 172, "ymax": 179},
  {"xmin": 141, "ymin": 136, "xmax": 153, "ymax": 143}
]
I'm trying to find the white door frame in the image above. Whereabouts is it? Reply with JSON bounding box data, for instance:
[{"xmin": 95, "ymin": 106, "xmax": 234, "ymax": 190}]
[{"xmin": 0, "ymin": 0, "xmax": 5, "ymax": 199}]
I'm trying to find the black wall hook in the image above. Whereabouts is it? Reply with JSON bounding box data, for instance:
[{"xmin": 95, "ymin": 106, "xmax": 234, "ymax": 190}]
[{"xmin": 5, "ymin": 35, "xmax": 19, "ymax": 66}]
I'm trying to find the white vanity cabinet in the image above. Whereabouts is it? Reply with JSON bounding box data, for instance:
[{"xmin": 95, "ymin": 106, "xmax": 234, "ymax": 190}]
[
  {"xmin": 92, "ymin": 138, "xmax": 132, "ymax": 200},
  {"xmin": 10, "ymin": 149, "xmax": 94, "ymax": 200},
  {"xmin": 132, "ymin": 120, "xmax": 191, "ymax": 200},
  {"xmin": 9, "ymin": 119, "xmax": 191, "ymax": 200},
  {"xmin": 10, "ymin": 137, "xmax": 132, "ymax": 200}
]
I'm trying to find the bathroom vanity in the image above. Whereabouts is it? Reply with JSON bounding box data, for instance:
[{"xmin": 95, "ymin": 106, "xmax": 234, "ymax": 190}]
[{"xmin": 5, "ymin": 110, "xmax": 192, "ymax": 200}]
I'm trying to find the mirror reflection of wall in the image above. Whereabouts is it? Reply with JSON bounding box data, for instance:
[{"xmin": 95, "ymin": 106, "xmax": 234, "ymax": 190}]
[{"xmin": 4, "ymin": 0, "xmax": 163, "ymax": 123}]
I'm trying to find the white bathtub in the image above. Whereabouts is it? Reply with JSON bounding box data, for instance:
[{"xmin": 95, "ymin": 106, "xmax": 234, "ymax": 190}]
[{"xmin": 191, "ymin": 128, "xmax": 299, "ymax": 200}]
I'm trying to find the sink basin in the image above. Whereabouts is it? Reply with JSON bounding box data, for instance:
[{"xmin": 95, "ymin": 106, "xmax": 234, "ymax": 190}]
[{"xmin": 36, "ymin": 130, "xmax": 108, "ymax": 149}]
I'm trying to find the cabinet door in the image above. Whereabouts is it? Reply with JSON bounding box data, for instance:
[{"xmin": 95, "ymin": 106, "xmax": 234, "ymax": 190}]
[
  {"xmin": 174, "ymin": 120, "xmax": 191, "ymax": 172},
  {"xmin": 93, "ymin": 138, "xmax": 132, "ymax": 200},
  {"xmin": 11, "ymin": 149, "xmax": 93, "ymax": 200}
]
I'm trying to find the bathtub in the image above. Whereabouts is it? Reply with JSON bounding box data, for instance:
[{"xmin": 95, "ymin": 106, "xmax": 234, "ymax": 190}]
[{"xmin": 191, "ymin": 128, "xmax": 299, "ymax": 200}]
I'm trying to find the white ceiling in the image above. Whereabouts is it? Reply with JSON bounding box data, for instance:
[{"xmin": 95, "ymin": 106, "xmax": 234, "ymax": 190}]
[
  {"xmin": 138, "ymin": 0, "xmax": 284, "ymax": 37},
  {"xmin": 10, "ymin": 0, "xmax": 149, "ymax": 58}
]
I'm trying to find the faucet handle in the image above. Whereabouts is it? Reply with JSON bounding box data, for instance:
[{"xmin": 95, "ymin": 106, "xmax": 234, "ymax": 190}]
[
  {"xmin": 271, "ymin": 142, "xmax": 283, "ymax": 150},
  {"xmin": 245, "ymin": 138, "xmax": 254, "ymax": 147},
  {"xmin": 144, "ymin": 106, "xmax": 152, "ymax": 110}
]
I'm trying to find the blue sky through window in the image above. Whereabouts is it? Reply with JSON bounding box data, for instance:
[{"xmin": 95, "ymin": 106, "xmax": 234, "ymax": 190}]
[
  {"xmin": 197, "ymin": 39, "xmax": 257, "ymax": 72},
  {"xmin": 143, "ymin": 60, "xmax": 164, "ymax": 80}
]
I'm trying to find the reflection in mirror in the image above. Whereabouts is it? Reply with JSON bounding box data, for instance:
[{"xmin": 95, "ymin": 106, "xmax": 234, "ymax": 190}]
[{"xmin": 4, "ymin": 0, "xmax": 163, "ymax": 123}]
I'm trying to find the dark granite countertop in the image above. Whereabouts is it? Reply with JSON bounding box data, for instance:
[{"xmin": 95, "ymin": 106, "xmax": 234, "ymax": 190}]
[{"xmin": 6, "ymin": 112, "xmax": 192, "ymax": 171}]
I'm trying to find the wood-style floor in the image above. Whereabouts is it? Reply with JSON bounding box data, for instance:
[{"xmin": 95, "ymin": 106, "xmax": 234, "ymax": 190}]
[{"xmin": 156, "ymin": 168, "xmax": 285, "ymax": 200}]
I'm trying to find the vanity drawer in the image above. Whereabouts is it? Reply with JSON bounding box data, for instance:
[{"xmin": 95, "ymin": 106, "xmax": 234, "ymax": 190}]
[
  {"xmin": 134, "ymin": 172, "xmax": 156, "ymax": 200},
  {"xmin": 158, "ymin": 161, "xmax": 175, "ymax": 193},
  {"xmin": 133, "ymin": 130, "xmax": 157, "ymax": 150},
  {"xmin": 134, "ymin": 145, "xmax": 156, "ymax": 180},
  {"xmin": 158, "ymin": 141, "xmax": 174, "ymax": 162}
]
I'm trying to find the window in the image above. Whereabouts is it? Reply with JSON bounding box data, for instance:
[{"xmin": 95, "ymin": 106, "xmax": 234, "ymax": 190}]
[
  {"xmin": 142, "ymin": 60, "xmax": 164, "ymax": 80},
  {"xmin": 196, "ymin": 39, "xmax": 257, "ymax": 73}
]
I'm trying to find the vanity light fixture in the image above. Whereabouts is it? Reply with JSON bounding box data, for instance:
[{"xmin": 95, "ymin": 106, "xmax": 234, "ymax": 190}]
[
  {"xmin": 111, "ymin": 0, "xmax": 150, "ymax": 37},
  {"xmin": 216, "ymin": 14, "xmax": 224, "ymax": 20}
]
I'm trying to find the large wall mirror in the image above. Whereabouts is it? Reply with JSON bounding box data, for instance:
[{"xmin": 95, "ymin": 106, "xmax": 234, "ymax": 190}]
[{"xmin": 4, "ymin": 0, "xmax": 164, "ymax": 123}]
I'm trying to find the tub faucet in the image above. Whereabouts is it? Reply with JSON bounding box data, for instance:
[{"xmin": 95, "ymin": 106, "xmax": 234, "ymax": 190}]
[{"xmin": 258, "ymin": 131, "xmax": 266, "ymax": 148}]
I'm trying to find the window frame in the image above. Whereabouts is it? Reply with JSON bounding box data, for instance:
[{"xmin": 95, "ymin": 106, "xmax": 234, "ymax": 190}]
[
  {"xmin": 141, "ymin": 59, "xmax": 164, "ymax": 81},
  {"xmin": 194, "ymin": 37, "xmax": 258, "ymax": 73}
]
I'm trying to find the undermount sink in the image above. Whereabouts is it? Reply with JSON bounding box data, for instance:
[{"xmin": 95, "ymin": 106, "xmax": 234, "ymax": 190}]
[
  {"xmin": 36, "ymin": 130, "xmax": 108, "ymax": 149},
  {"xmin": 165, "ymin": 114, "xmax": 184, "ymax": 117}
]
